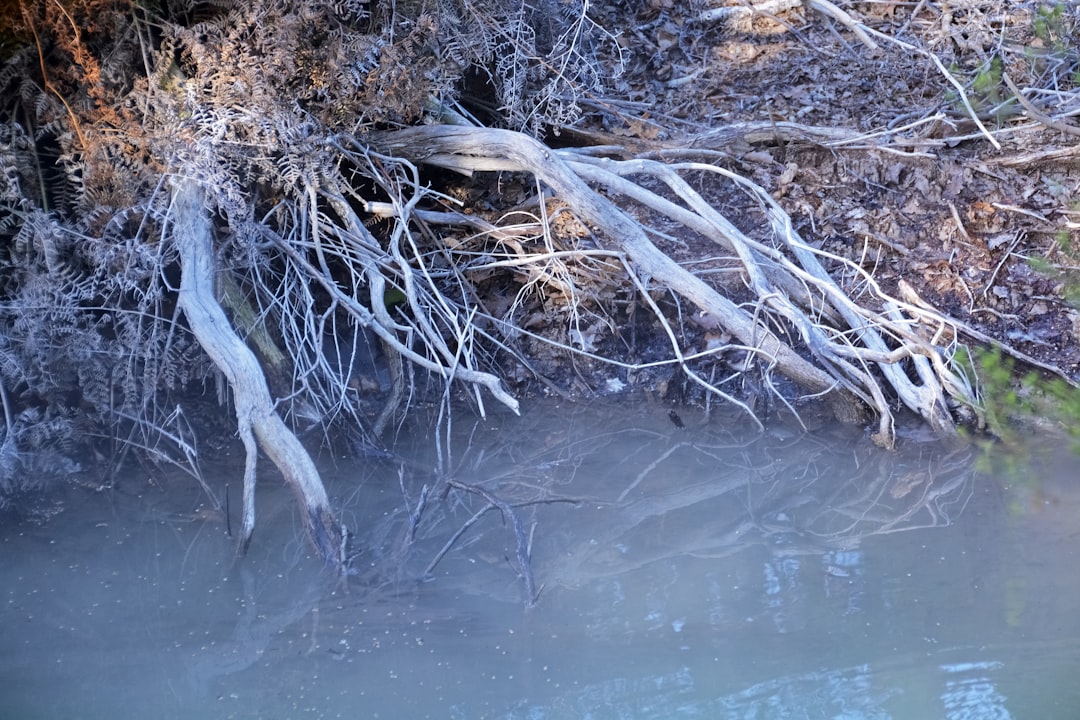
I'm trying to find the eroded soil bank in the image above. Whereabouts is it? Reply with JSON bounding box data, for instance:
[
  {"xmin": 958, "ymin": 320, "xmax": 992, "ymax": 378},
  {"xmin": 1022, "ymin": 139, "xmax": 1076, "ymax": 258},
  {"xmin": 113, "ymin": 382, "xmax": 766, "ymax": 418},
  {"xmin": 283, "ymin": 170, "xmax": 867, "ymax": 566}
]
[{"xmin": 477, "ymin": 1, "xmax": 1080, "ymax": 397}]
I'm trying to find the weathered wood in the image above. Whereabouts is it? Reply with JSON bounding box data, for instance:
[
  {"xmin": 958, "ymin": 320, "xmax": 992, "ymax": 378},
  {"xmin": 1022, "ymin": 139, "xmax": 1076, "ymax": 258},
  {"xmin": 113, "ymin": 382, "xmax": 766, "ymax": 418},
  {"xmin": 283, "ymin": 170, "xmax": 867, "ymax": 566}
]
[
  {"xmin": 171, "ymin": 179, "xmax": 343, "ymax": 566},
  {"xmin": 371, "ymin": 125, "xmax": 870, "ymax": 427}
]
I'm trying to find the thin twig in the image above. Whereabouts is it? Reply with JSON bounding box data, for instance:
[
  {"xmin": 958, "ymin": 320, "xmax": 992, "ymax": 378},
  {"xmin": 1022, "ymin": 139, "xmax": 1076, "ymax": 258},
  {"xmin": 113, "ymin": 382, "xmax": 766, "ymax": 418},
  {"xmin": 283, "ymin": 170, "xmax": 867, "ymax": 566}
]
[
  {"xmin": 444, "ymin": 478, "xmax": 539, "ymax": 606},
  {"xmin": 1001, "ymin": 72, "xmax": 1080, "ymax": 138}
]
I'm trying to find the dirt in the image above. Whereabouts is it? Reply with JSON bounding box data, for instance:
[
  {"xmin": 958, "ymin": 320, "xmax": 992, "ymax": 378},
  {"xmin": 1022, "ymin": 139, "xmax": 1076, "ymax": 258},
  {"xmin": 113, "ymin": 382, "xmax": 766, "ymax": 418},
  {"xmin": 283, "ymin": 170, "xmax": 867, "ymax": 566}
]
[{"xmin": 572, "ymin": 0, "xmax": 1080, "ymax": 383}]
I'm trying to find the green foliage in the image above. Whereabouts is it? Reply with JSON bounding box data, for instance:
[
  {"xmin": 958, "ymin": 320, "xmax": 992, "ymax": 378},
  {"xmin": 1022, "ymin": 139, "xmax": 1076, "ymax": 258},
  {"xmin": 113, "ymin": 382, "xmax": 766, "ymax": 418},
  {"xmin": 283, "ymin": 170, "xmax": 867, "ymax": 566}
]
[
  {"xmin": 972, "ymin": 56, "xmax": 1004, "ymax": 101},
  {"xmin": 382, "ymin": 287, "xmax": 408, "ymax": 309},
  {"xmin": 1025, "ymin": 3, "xmax": 1080, "ymax": 86},
  {"xmin": 950, "ymin": 4, "xmax": 1080, "ymax": 122},
  {"xmin": 974, "ymin": 348, "xmax": 1021, "ymax": 435},
  {"xmin": 969, "ymin": 346, "xmax": 1080, "ymax": 477},
  {"xmin": 1029, "ymin": 206, "xmax": 1080, "ymax": 306},
  {"xmin": 1033, "ymin": 3, "xmax": 1073, "ymax": 56},
  {"xmin": 947, "ymin": 56, "xmax": 1016, "ymax": 123}
]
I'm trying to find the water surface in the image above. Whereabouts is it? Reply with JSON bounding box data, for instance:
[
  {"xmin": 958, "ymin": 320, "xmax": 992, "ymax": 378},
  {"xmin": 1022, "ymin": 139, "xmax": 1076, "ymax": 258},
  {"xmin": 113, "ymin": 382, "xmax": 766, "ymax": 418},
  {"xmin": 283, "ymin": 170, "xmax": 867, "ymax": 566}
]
[{"xmin": 2, "ymin": 396, "xmax": 1078, "ymax": 718}]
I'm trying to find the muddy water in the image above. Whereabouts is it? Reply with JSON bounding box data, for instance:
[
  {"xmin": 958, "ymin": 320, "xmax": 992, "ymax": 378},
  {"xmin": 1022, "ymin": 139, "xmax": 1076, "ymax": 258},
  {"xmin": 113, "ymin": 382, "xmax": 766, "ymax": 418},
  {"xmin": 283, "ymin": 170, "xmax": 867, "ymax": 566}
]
[{"xmin": 1, "ymin": 395, "xmax": 1078, "ymax": 719}]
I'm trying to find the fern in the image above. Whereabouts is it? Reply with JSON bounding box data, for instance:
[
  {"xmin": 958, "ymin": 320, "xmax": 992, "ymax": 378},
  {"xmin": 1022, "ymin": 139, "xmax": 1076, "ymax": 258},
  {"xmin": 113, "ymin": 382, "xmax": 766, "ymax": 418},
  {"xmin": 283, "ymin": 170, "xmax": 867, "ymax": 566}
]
[
  {"xmin": 0, "ymin": 402, "xmax": 81, "ymax": 509},
  {"xmin": 0, "ymin": 0, "xmax": 621, "ymax": 514}
]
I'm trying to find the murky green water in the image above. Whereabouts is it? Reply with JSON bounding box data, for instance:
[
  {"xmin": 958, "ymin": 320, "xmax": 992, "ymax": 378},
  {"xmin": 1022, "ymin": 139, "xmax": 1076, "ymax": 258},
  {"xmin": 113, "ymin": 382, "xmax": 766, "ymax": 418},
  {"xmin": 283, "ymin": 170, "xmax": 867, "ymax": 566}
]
[{"xmin": 2, "ymin": 395, "xmax": 1078, "ymax": 719}]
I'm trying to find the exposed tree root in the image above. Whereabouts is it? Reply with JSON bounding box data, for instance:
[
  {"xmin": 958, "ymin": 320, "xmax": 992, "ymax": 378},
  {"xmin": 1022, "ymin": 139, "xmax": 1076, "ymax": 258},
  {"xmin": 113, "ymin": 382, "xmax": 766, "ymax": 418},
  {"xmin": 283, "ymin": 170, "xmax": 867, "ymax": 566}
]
[
  {"xmin": 171, "ymin": 179, "xmax": 344, "ymax": 567},
  {"xmin": 371, "ymin": 124, "xmax": 977, "ymax": 447}
]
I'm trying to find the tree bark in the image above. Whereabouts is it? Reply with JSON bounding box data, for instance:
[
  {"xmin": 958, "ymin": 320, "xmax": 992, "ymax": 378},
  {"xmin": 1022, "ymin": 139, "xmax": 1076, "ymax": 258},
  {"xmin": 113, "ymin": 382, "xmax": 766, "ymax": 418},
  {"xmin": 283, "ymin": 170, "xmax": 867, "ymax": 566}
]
[{"xmin": 171, "ymin": 179, "xmax": 343, "ymax": 566}]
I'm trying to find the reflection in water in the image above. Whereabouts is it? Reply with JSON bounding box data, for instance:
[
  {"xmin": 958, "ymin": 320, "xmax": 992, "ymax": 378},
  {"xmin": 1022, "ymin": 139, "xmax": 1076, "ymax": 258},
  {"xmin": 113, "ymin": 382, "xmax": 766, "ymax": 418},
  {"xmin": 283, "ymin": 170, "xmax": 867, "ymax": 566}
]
[
  {"xmin": 504, "ymin": 658, "xmax": 1020, "ymax": 719},
  {"xmin": 940, "ymin": 661, "xmax": 1011, "ymax": 720},
  {"xmin": 1, "ymin": 395, "xmax": 1079, "ymax": 718},
  {"xmin": 185, "ymin": 565, "xmax": 326, "ymax": 697}
]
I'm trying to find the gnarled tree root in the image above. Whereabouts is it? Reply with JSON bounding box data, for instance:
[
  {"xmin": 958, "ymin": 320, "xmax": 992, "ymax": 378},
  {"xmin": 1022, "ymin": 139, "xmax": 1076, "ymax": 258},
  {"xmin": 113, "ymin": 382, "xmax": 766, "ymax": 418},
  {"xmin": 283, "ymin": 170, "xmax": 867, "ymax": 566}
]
[
  {"xmin": 371, "ymin": 124, "xmax": 976, "ymax": 446},
  {"xmin": 171, "ymin": 179, "xmax": 344, "ymax": 567},
  {"xmin": 371, "ymin": 129, "xmax": 868, "ymax": 427}
]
